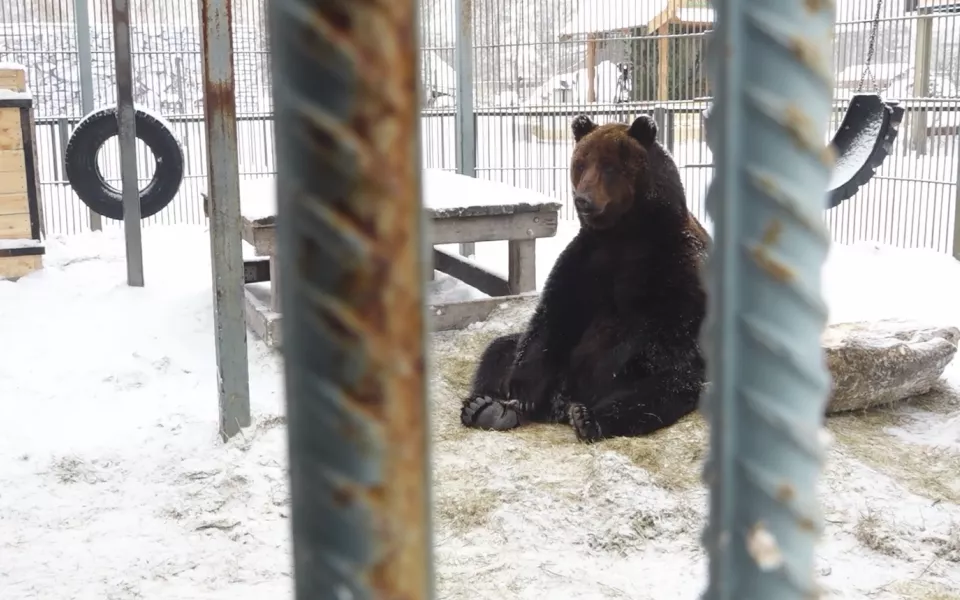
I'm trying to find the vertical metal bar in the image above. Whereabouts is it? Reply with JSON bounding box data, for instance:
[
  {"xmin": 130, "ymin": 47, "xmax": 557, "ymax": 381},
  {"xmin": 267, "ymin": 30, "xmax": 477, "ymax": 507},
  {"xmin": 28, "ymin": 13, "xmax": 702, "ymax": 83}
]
[
  {"xmin": 270, "ymin": 0, "xmax": 433, "ymax": 597},
  {"xmin": 75, "ymin": 0, "xmax": 102, "ymax": 231},
  {"xmin": 455, "ymin": 0, "xmax": 476, "ymax": 258},
  {"xmin": 953, "ymin": 139, "xmax": 960, "ymax": 260},
  {"xmin": 200, "ymin": 0, "xmax": 251, "ymax": 441},
  {"xmin": 112, "ymin": 0, "xmax": 144, "ymax": 286},
  {"xmin": 700, "ymin": 0, "xmax": 835, "ymax": 597},
  {"xmin": 910, "ymin": 14, "xmax": 933, "ymax": 155},
  {"xmin": 57, "ymin": 118, "xmax": 68, "ymax": 182}
]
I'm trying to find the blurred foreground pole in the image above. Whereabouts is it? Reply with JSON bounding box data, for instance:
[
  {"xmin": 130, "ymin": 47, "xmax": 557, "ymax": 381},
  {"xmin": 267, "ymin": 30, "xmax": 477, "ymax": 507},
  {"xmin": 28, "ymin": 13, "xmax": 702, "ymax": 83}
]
[
  {"xmin": 200, "ymin": 0, "xmax": 251, "ymax": 441},
  {"xmin": 700, "ymin": 0, "xmax": 835, "ymax": 598},
  {"xmin": 269, "ymin": 1, "xmax": 433, "ymax": 599},
  {"xmin": 111, "ymin": 0, "xmax": 143, "ymax": 286}
]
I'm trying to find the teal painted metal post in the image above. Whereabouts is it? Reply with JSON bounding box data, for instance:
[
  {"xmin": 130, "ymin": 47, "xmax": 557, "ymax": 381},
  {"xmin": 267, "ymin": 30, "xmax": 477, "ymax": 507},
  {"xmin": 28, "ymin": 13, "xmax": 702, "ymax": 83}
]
[{"xmin": 700, "ymin": 0, "xmax": 836, "ymax": 598}]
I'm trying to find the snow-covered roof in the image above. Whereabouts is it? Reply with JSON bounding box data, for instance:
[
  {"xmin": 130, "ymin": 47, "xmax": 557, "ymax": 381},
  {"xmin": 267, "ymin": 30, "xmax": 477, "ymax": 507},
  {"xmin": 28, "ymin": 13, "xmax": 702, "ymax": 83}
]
[
  {"xmin": 422, "ymin": 50, "xmax": 457, "ymax": 95},
  {"xmin": 560, "ymin": 0, "xmax": 669, "ymax": 37},
  {"xmin": 560, "ymin": 0, "xmax": 714, "ymax": 37},
  {"xmin": 835, "ymin": 62, "xmax": 912, "ymax": 88}
]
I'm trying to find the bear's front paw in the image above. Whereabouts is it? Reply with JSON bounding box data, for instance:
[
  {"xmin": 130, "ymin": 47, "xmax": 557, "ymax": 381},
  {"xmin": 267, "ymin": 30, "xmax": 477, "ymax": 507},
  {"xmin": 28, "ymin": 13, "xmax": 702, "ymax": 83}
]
[
  {"xmin": 569, "ymin": 403, "xmax": 602, "ymax": 443},
  {"xmin": 461, "ymin": 395, "xmax": 522, "ymax": 431}
]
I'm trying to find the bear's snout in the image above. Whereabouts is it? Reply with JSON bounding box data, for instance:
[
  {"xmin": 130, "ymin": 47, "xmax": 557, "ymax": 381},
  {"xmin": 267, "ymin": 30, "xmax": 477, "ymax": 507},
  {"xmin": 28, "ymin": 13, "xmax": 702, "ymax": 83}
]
[{"xmin": 574, "ymin": 193, "xmax": 597, "ymax": 214}]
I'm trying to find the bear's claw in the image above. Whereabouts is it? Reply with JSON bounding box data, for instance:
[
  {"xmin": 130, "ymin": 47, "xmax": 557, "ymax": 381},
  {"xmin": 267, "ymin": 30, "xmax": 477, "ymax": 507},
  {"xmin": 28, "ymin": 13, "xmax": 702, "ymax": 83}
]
[
  {"xmin": 461, "ymin": 395, "xmax": 522, "ymax": 431},
  {"xmin": 569, "ymin": 403, "xmax": 602, "ymax": 443}
]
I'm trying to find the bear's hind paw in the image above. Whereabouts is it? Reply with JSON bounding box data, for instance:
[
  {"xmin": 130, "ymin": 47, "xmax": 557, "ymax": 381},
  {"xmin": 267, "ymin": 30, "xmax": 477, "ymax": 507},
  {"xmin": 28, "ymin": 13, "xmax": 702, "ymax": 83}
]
[
  {"xmin": 461, "ymin": 395, "xmax": 522, "ymax": 431},
  {"xmin": 569, "ymin": 403, "xmax": 602, "ymax": 443}
]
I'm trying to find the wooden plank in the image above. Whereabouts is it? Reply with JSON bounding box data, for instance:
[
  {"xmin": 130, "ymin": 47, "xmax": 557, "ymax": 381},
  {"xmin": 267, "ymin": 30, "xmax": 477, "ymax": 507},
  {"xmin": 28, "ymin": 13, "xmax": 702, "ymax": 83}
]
[
  {"xmin": 0, "ymin": 191, "xmax": 29, "ymax": 216},
  {"xmin": 269, "ymin": 255, "xmax": 281, "ymax": 311},
  {"xmin": 428, "ymin": 201, "xmax": 562, "ymax": 220},
  {"xmin": 0, "ymin": 212, "xmax": 30, "ymax": 238},
  {"xmin": 0, "ymin": 253, "xmax": 41, "ymax": 279},
  {"xmin": 428, "ymin": 292, "xmax": 538, "ymax": 331},
  {"xmin": 240, "ymin": 219, "xmax": 276, "ymax": 256},
  {"xmin": 657, "ymin": 22, "xmax": 671, "ymax": 102},
  {"xmin": 244, "ymin": 284, "xmax": 282, "ymax": 349},
  {"xmin": 508, "ymin": 239, "xmax": 537, "ymax": 293},
  {"xmin": 431, "ymin": 211, "xmax": 558, "ymax": 245},
  {"xmin": 0, "ymin": 238, "xmax": 44, "ymax": 257},
  {"xmin": 0, "ymin": 169, "xmax": 27, "ymax": 195},
  {"xmin": 586, "ymin": 35, "xmax": 597, "ymax": 103},
  {"xmin": 433, "ymin": 247, "xmax": 511, "ymax": 297},
  {"xmin": 22, "ymin": 105, "xmax": 43, "ymax": 239},
  {"xmin": 244, "ymin": 286, "xmax": 539, "ymax": 338},
  {"xmin": 0, "ymin": 67, "xmax": 26, "ymax": 93},
  {"xmin": 0, "ymin": 108, "xmax": 22, "ymax": 151},
  {"xmin": 243, "ymin": 257, "xmax": 271, "ymax": 284},
  {"xmin": 0, "ymin": 149, "xmax": 25, "ymax": 173}
]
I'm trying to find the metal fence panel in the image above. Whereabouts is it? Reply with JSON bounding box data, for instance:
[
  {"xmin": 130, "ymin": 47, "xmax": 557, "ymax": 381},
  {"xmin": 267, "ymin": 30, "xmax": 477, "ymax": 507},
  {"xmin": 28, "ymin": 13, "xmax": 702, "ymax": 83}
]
[{"xmin": 1, "ymin": 0, "xmax": 959, "ymax": 254}]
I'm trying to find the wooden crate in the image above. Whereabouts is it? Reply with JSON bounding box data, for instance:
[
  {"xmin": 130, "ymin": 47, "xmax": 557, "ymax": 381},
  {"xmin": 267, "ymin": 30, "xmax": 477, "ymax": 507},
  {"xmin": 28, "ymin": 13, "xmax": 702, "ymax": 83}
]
[{"xmin": 0, "ymin": 63, "xmax": 45, "ymax": 280}]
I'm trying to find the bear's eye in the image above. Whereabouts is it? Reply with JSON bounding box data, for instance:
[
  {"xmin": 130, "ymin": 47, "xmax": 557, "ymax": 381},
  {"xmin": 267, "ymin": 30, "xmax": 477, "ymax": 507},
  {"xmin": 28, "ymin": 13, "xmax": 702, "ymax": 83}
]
[{"xmin": 602, "ymin": 166, "xmax": 618, "ymax": 177}]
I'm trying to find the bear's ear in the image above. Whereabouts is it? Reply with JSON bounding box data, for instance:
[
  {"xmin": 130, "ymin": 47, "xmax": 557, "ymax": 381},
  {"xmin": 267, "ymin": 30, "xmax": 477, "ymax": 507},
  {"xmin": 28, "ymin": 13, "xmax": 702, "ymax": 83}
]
[
  {"xmin": 627, "ymin": 114, "xmax": 658, "ymax": 147},
  {"xmin": 571, "ymin": 115, "xmax": 597, "ymax": 142}
]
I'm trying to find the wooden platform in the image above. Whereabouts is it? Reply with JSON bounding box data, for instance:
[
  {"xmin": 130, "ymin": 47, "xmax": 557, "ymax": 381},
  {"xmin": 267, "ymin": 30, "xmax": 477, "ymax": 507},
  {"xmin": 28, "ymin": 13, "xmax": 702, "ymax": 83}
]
[
  {"xmin": 235, "ymin": 171, "xmax": 562, "ymax": 348},
  {"xmin": 0, "ymin": 63, "xmax": 45, "ymax": 280}
]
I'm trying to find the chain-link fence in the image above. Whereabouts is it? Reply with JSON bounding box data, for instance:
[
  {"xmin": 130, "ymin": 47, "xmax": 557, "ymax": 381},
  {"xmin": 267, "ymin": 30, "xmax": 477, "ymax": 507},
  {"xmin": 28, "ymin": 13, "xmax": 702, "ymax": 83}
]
[{"xmin": 2, "ymin": 0, "xmax": 959, "ymax": 253}]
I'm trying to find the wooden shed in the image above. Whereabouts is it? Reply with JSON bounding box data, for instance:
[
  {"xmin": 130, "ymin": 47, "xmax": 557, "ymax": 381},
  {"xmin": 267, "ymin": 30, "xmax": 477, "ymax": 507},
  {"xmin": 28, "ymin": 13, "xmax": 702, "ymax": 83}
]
[{"xmin": 559, "ymin": 0, "xmax": 714, "ymax": 102}]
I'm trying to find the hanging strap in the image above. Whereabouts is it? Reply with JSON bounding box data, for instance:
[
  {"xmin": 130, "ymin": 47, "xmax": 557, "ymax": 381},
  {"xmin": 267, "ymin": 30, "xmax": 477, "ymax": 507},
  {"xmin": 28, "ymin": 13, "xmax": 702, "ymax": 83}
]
[{"xmin": 857, "ymin": 0, "xmax": 885, "ymax": 93}]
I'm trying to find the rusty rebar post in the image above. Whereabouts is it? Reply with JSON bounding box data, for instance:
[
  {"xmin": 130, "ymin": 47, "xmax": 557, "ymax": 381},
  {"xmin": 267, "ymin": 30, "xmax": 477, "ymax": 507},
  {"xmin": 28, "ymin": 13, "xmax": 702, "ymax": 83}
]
[
  {"xmin": 269, "ymin": 1, "xmax": 433, "ymax": 598},
  {"xmin": 200, "ymin": 0, "xmax": 251, "ymax": 441},
  {"xmin": 700, "ymin": 0, "xmax": 836, "ymax": 598}
]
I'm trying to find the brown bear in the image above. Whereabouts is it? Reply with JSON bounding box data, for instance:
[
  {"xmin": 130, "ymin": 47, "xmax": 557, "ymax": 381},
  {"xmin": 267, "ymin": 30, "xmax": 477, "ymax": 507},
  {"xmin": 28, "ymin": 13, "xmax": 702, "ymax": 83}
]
[{"xmin": 459, "ymin": 114, "xmax": 709, "ymax": 442}]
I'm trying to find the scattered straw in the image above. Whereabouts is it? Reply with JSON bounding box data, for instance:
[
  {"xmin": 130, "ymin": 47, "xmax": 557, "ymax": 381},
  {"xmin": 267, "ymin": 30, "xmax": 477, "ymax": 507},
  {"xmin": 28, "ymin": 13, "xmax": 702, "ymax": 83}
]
[
  {"xmin": 828, "ymin": 387, "xmax": 960, "ymax": 505},
  {"xmin": 854, "ymin": 510, "xmax": 906, "ymax": 558},
  {"xmin": 889, "ymin": 580, "xmax": 960, "ymax": 600}
]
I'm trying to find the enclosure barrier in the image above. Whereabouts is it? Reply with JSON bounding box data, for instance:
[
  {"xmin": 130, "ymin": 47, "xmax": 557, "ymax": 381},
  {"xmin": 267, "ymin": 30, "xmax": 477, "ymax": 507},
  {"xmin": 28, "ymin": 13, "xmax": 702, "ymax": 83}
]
[
  {"xmin": 270, "ymin": 0, "xmax": 433, "ymax": 597},
  {"xmin": 700, "ymin": 0, "xmax": 834, "ymax": 598}
]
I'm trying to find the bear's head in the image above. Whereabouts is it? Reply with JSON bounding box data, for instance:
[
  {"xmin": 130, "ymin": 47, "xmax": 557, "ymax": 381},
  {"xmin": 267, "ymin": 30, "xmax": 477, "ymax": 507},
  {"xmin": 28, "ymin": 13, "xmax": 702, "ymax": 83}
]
[{"xmin": 569, "ymin": 114, "xmax": 686, "ymax": 231}]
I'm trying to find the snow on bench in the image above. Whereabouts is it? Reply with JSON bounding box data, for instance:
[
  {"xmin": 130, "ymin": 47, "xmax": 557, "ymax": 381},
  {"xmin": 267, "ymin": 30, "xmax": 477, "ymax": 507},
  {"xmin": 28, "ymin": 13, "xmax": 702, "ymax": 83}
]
[{"xmin": 238, "ymin": 169, "xmax": 561, "ymax": 224}]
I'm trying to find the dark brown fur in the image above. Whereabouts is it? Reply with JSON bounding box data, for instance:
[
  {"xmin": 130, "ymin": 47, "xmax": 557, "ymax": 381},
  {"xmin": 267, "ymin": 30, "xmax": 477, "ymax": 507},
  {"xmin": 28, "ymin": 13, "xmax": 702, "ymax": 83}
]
[{"xmin": 460, "ymin": 114, "xmax": 708, "ymax": 442}]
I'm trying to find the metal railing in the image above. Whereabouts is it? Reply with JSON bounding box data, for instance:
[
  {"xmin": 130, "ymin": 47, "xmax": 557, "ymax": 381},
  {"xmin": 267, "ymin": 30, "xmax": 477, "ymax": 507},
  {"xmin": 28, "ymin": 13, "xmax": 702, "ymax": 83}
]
[
  {"xmin": 29, "ymin": 97, "xmax": 960, "ymax": 255},
  {"xmin": 2, "ymin": 0, "xmax": 960, "ymax": 255}
]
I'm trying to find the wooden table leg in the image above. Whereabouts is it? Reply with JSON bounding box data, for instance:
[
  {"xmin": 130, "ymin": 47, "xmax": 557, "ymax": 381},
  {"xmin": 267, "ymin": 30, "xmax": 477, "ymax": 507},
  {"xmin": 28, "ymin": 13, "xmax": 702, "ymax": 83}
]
[
  {"xmin": 269, "ymin": 255, "xmax": 281, "ymax": 312},
  {"xmin": 508, "ymin": 239, "xmax": 536, "ymax": 293}
]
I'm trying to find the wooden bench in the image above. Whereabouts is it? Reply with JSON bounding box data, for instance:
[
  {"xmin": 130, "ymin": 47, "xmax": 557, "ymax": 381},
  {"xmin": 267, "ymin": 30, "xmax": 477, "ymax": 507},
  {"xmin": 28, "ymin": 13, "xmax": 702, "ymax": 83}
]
[{"xmin": 236, "ymin": 171, "xmax": 562, "ymax": 347}]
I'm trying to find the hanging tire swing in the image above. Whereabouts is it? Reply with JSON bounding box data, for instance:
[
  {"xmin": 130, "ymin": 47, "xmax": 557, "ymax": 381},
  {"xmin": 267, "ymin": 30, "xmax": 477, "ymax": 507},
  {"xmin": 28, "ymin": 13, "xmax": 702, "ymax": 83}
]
[
  {"xmin": 65, "ymin": 106, "xmax": 185, "ymax": 221},
  {"xmin": 702, "ymin": 0, "xmax": 904, "ymax": 209}
]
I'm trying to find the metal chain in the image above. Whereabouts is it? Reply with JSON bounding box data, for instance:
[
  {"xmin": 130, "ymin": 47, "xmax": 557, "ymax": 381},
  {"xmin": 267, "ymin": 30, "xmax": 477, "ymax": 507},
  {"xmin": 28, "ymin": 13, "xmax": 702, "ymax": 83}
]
[{"xmin": 858, "ymin": 0, "xmax": 885, "ymax": 93}]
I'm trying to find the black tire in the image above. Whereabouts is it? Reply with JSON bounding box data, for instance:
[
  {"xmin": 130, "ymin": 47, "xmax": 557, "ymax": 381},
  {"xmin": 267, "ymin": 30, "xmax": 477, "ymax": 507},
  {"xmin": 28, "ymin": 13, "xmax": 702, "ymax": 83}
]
[{"xmin": 65, "ymin": 107, "xmax": 185, "ymax": 220}]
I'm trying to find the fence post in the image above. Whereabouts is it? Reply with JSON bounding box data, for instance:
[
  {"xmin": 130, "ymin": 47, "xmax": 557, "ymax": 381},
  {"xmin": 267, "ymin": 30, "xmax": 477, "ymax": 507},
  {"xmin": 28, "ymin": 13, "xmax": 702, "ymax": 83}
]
[
  {"xmin": 74, "ymin": 0, "xmax": 102, "ymax": 231},
  {"xmin": 953, "ymin": 143, "xmax": 960, "ymax": 260},
  {"xmin": 910, "ymin": 14, "xmax": 933, "ymax": 155},
  {"xmin": 700, "ymin": 0, "xmax": 835, "ymax": 597},
  {"xmin": 111, "ymin": 0, "xmax": 144, "ymax": 285},
  {"xmin": 652, "ymin": 105, "xmax": 675, "ymax": 154},
  {"xmin": 269, "ymin": 0, "xmax": 433, "ymax": 597},
  {"xmin": 455, "ymin": 0, "xmax": 476, "ymax": 258},
  {"xmin": 199, "ymin": 0, "xmax": 251, "ymax": 441}
]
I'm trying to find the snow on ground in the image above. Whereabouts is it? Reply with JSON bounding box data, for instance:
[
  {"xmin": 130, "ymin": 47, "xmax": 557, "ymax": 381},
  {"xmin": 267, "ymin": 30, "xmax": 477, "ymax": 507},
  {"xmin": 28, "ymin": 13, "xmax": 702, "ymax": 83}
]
[
  {"xmin": 0, "ymin": 228, "xmax": 291, "ymax": 599},
  {"xmin": 2, "ymin": 215, "xmax": 960, "ymax": 598}
]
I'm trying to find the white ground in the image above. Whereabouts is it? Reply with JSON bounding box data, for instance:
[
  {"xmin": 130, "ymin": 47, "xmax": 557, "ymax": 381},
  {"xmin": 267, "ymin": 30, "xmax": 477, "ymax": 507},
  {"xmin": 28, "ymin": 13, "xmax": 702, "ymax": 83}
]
[{"xmin": 2, "ymin": 217, "xmax": 960, "ymax": 598}]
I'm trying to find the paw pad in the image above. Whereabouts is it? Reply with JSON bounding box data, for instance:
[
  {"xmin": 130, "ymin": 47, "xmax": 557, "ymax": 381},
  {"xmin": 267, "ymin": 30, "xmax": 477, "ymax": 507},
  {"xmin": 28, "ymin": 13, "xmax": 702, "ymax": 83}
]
[{"xmin": 461, "ymin": 396, "xmax": 522, "ymax": 431}]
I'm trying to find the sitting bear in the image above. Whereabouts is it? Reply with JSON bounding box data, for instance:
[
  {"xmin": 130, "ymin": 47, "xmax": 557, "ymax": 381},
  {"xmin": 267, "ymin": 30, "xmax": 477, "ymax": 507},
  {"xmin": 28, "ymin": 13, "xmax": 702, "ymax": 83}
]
[{"xmin": 459, "ymin": 114, "xmax": 709, "ymax": 443}]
